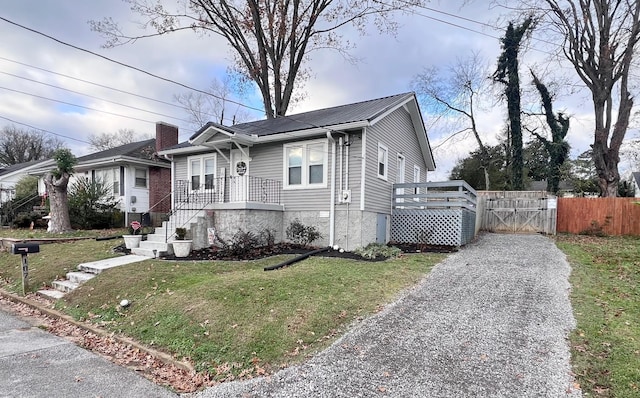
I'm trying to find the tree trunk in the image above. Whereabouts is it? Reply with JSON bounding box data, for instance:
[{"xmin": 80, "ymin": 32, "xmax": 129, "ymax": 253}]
[{"xmin": 43, "ymin": 172, "xmax": 72, "ymax": 233}]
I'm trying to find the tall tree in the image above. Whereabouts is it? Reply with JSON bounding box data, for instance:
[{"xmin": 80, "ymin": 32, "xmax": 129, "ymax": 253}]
[
  {"xmin": 91, "ymin": 0, "xmax": 424, "ymax": 118},
  {"xmin": 0, "ymin": 125, "xmax": 65, "ymax": 166},
  {"xmin": 529, "ymin": 70, "xmax": 570, "ymax": 194},
  {"xmin": 89, "ymin": 129, "xmax": 150, "ymax": 151},
  {"xmin": 493, "ymin": 17, "xmax": 534, "ymax": 190},
  {"xmin": 507, "ymin": 0, "xmax": 640, "ymax": 196},
  {"xmin": 413, "ymin": 52, "xmax": 494, "ymax": 189},
  {"xmin": 174, "ymin": 75, "xmax": 251, "ymax": 129},
  {"xmin": 43, "ymin": 149, "xmax": 77, "ymax": 233}
]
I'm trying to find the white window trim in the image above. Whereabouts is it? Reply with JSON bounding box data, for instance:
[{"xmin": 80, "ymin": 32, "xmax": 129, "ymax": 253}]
[
  {"xmin": 283, "ymin": 139, "xmax": 328, "ymax": 190},
  {"xmin": 134, "ymin": 167, "xmax": 148, "ymax": 188},
  {"xmin": 377, "ymin": 142, "xmax": 389, "ymax": 181},
  {"xmin": 187, "ymin": 154, "xmax": 217, "ymax": 192},
  {"xmin": 413, "ymin": 165, "xmax": 421, "ymax": 201}
]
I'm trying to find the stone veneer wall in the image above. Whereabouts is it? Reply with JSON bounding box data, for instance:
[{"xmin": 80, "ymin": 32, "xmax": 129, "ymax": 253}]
[{"xmin": 198, "ymin": 209, "xmax": 284, "ymax": 248}]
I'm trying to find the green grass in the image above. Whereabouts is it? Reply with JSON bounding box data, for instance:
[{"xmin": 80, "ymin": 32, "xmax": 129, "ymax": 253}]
[
  {"xmin": 0, "ymin": 228, "xmax": 126, "ymax": 240},
  {"xmin": 0, "ymin": 233, "xmax": 444, "ymax": 380},
  {"xmin": 59, "ymin": 253, "xmax": 443, "ymax": 379},
  {"xmin": 556, "ymin": 234, "xmax": 640, "ymax": 397},
  {"xmin": 0, "ymin": 235, "xmax": 127, "ymax": 293}
]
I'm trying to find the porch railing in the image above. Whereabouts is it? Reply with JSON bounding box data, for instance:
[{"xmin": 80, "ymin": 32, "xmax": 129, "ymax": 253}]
[{"xmin": 175, "ymin": 176, "xmax": 282, "ymax": 206}]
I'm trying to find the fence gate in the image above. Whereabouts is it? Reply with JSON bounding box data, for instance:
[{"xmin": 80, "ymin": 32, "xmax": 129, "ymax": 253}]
[{"xmin": 479, "ymin": 191, "xmax": 557, "ymax": 234}]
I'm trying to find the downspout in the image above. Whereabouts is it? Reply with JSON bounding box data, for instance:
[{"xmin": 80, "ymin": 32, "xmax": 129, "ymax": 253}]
[
  {"xmin": 338, "ymin": 136, "xmax": 343, "ymax": 195},
  {"xmin": 345, "ymin": 133, "xmax": 349, "ymax": 250},
  {"xmin": 327, "ymin": 131, "xmax": 336, "ymax": 248}
]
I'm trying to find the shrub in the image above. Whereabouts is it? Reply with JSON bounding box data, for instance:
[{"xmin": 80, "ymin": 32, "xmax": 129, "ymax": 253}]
[
  {"xmin": 218, "ymin": 229, "xmax": 262, "ymax": 257},
  {"xmin": 68, "ymin": 176, "xmax": 121, "ymax": 229},
  {"xmin": 354, "ymin": 243, "xmax": 402, "ymax": 260},
  {"xmin": 286, "ymin": 219, "xmax": 322, "ymax": 246}
]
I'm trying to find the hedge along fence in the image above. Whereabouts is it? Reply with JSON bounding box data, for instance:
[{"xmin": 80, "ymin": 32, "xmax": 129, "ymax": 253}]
[{"xmin": 557, "ymin": 197, "xmax": 640, "ymax": 235}]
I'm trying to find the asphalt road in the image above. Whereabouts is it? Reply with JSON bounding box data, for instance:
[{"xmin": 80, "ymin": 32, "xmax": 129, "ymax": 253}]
[{"xmin": 0, "ymin": 309, "xmax": 177, "ymax": 398}]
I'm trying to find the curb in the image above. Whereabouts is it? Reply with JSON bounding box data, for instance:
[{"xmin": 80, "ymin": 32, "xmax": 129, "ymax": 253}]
[{"xmin": 0, "ymin": 289, "xmax": 195, "ymax": 373}]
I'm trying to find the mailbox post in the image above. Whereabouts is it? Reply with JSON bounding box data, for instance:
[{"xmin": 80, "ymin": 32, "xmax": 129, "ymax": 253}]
[{"xmin": 11, "ymin": 243, "xmax": 40, "ymax": 296}]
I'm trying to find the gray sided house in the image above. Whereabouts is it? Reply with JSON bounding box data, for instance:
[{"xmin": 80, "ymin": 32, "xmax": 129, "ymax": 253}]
[
  {"xmin": 159, "ymin": 92, "xmax": 435, "ymax": 251},
  {"xmin": 31, "ymin": 122, "xmax": 177, "ymax": 225}
]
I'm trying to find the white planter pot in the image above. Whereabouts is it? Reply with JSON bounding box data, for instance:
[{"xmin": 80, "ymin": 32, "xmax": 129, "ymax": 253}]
[
  {"xmin": 172, "ymin": 240, "xmax": 193, "ymax": 258},
  {"xmin": 123, "ymin": 235, "xmax": 142, "ymax": 249}
]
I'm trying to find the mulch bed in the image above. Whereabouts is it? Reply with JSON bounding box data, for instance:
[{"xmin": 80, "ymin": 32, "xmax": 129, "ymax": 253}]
[{"xmin": 158, "ymin": 242, "xmax": 458, "ymax": 262}]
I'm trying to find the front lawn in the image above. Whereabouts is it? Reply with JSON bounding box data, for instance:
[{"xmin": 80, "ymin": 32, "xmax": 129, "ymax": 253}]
[
  {"xmin": 0, "ymin": 234, "xmax": 444, "ymax": 382},
  {"xmin": 556, "ymin": 234, "xmax": 640, "ymax": 397}
]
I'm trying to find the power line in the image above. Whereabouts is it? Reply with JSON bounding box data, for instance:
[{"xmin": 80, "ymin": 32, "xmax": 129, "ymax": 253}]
[
  {"xmin": 0, "ymin": 16, "xmax": 267, "ymax": 116},
  {"xmin": 0, "ymin": 56, "xmax": 229, "ymax": 123},
  {"xmin": 0, "ymin": 114, "xmax": 90, "ymax": 144},
  {"xmin": 0, "ymin": 70, "xmax": 195, "ymax": 125},
  {"xmin": 0, "ymin": 85, "xmax": 188, "ymax": 127}
]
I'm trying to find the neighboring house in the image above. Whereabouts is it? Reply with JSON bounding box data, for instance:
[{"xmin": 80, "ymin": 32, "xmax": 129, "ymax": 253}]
[
  {"xmin": 0, "ymin": 160, "xmax": 48, "ymax": 203},
  {"xmin": 31, "ymin": 122, "xmax": 178, "ymax": 225},
  {"xmin": 158, "ymin": 92, "xmax": 435, "ymax": 251},
  {"xmin": 632, "ymin": 172, "xmax": 640, "ymax": 198}
]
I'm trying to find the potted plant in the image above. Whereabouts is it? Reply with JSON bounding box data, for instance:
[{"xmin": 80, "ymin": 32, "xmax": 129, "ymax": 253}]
[
  {"xmin": 171, "ymin": 227, "xmax": 192, "ymax": 258},
  {"xmin": 123, "ymin": 221, "xmax": 143, "ymax": 249}
]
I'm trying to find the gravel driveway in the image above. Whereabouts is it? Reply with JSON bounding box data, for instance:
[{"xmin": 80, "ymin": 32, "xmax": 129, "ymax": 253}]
[{"xmin": 192, "ymin": 233, "xmax": 581, "ymax": 398}]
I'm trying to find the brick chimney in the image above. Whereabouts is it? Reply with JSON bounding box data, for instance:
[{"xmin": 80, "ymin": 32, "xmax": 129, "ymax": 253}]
[
  {"xmin": 156, "ymin": 121, "xmax": 178, "ymax": 151},
  {"xmin": 148, "ymin": 122, "xmax": 178, "ymax": 219}
]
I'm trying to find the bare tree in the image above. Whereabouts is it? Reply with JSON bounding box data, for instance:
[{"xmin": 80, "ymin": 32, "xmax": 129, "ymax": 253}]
[
  {"xmin": 174, "ymin": 75, "xmax": 251, "ymax": 128},
  {"xmin": 0, "ymin": 125, "xmax": 65, "ymax": 166},
  {"xmin": 89, "ymin": 128, "xmax": 151, "ymax": 151},
  {"xmin": 90, "ymin": 0, "xmax": 424, "ymax": 118},
  {"xmin": 412, "ymin": 52, "xmax": 494, "ymax": 189},
  {"xmin": 501, "ymin": 0, "xmax": 640, "ymax": 196}
]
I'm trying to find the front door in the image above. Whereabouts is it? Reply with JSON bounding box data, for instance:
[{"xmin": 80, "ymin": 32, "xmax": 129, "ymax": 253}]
[{"xmin": 230, "ymin": 148, "xmax": 250, "ymax": 202}]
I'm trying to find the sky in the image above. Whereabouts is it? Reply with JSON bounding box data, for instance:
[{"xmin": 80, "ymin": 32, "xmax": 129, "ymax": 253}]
[{"xmin": 0, "ymin": 0, "xmax": 638, "ymax": 181}]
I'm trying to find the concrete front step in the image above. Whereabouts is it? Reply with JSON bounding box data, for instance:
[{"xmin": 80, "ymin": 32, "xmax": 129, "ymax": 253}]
[
  {"xmin": 66, "ymin": 271, "xmax": 96, "ymax": 284},
  {"xmin": 78, "ymin": 255, "xmax": 150, "ymax": 274},
  {"xmin": 52, "ymin": 279, "xmax": 80, "ymax": 293},
  {"xmin": 37, "ymin": 289, "xmax": 66, "ymax": 300}
]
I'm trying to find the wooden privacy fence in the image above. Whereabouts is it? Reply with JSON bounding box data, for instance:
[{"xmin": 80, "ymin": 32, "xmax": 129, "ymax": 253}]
[
  {"xmin": 477, "ymin": 191, "xmax": 557, "ymax": 234},
  {"xmin": 557, "ymin": 197, "xmax": 640, "ymax": 235}
]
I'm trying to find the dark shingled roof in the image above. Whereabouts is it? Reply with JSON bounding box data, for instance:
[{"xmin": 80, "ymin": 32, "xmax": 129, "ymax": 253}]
[
  {"xmin": 76, "ymin": 139, "xmax": 156, "ymax": 163},
  {"xmin": 0, "ymin": 160, "xmax": 48, "ymax": 177},
  {"xmin": 191, "ymin": 92, "xmax": 415, "ymax": 141}
]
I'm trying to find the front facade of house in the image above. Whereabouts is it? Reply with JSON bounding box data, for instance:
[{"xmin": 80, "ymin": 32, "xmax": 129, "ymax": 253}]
[
  {"xmin": 159, "ymin": 93, "xmax": 435, "ymax": 251},
  {"xmin": 31, "ymin": 122, "xmax": 177, "ymax": 225}
]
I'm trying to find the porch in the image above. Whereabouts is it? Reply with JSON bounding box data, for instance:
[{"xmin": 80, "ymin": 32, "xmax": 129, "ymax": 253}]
[{"xmin": 174, "ymin": 176, "xmax": 282, "ymax": 209}]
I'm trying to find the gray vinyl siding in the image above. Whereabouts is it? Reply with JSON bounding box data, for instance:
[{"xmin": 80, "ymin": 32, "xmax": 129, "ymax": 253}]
[
  {"xmin": 279, "ymin": 137, "xmax": 332, "ymax": 212},
  {"xmin": 364, "ymin": 107, "xmax": 428, "ymax": 214}
]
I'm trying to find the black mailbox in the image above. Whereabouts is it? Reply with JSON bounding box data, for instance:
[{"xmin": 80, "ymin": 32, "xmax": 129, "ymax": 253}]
[{"xmin": 11, "ymin": 243, "xmax": 40, "ymax": 255}]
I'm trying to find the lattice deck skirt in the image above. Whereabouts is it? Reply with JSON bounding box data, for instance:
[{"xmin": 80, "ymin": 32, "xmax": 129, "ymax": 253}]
[{"xmin": 391, "ymin": 209, "xmax": 476, "ymax": 246}]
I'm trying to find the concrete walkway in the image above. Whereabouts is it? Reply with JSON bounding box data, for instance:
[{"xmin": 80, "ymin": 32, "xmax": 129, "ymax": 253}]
[{"xmin": 0, "ymin": 309, "xmax": 177, "ymax": 398}]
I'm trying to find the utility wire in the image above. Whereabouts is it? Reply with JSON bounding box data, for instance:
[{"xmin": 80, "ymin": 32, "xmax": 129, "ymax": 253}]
[
  {"xmin": 0, "ymin": 56, "xmax": 229, "ymax": 123},
  {"xmin": 0, "ymin": 114, "xmax": 90, "ymax": 144},
  {"xmin": 0, "ymin": 85, "xmax": 188, "ymax": 127},
  {"xmin": 0, "ymin": 71, "xmax": 195, "ymax": 125},
  {"xmin": 0, "ymin": 16, "xmax": 266, "ymax": 115}
]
